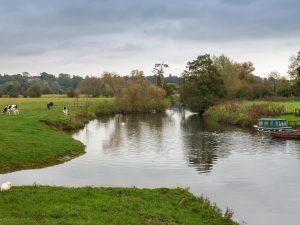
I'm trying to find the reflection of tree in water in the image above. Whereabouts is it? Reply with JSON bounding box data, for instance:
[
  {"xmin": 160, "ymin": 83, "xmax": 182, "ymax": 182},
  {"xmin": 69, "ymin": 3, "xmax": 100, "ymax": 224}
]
[
  {"xmin": 181, "ymin": 114, "xmax": 233, "ymax": 174},
  {"xmin": 102, "ymin": 113, "xmax": 168, "ymax": 153}
]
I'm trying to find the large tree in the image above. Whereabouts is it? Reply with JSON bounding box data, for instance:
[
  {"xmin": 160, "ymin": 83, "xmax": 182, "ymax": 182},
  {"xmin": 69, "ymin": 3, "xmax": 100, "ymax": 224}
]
[{"xmin": 180, "ymin": 54, "xmax": 226, "ymax": 114}]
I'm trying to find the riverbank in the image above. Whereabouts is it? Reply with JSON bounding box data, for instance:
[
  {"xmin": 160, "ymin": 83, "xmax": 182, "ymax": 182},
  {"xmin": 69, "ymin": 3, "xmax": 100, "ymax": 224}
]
[
  {"xmin": 204, "ymin": 101, "xmax": 300, "ymax": 127},
  {"xmin": 0, "ymin": 186, "xmax": 238, "ymax": 225},
  {"xmin": 0, "ymin": 97, "xmax": 115, "ymax": 173}
]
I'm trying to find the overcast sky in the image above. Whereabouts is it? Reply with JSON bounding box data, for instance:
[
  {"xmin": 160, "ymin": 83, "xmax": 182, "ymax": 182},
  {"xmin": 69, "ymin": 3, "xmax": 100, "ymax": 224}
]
[{"xmin": 0, "ymin": 0, "xmax": 299, "ymax": 77}]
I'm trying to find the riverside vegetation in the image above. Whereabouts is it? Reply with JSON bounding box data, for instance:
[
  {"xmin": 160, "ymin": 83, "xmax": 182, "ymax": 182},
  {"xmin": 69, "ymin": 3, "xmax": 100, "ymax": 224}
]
[{"xmin": 204, "ymin": 100, "xmax": 300, "ymax": 127}]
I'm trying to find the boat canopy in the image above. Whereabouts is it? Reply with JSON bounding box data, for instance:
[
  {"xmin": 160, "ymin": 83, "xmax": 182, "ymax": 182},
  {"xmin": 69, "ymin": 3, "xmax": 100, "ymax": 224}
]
[{"xmin": 254, "ymin": 118, "xmax": 292, "ymax": 131}]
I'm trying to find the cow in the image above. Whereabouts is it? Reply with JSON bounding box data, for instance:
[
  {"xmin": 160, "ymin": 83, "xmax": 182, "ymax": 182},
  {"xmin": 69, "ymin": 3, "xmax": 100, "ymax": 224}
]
[
  {"xmin": 2, "ymin": 105, "xmax": 19, "ymax": 115},
  {"xmin": 47, "ymin": 101, "xmax": 54, "ymax": 109},
  {"xmin": 63, "ymin": 106, "xmax": 69, "ymax": 116}
]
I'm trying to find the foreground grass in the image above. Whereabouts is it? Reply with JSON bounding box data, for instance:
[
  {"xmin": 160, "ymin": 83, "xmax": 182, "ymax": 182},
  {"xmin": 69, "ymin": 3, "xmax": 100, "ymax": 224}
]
[
  {"xmin": 0, "ymin": 186, "xmax": 238, "ymax": 225},
  {"xmin": 0, "ymin": 97, "xmax": 115, "ymax": 173}
]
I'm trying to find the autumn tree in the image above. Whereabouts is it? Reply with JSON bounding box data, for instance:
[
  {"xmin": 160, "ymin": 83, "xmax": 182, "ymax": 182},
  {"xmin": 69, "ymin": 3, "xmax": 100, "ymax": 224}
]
[
  {"xmin": 116, "ymin": 70, "xmax": 170, "ymax": 113},
  {"xmin": 101, "ymin": 72, "xmax": 125, "ymax": 97}
]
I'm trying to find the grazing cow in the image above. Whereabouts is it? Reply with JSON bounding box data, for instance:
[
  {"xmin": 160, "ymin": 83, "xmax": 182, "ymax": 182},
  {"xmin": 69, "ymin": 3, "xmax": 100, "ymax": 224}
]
[
  {"xmin": 63, "ymin": 106, "xmax": 69, "ymax": 116},
  {"xmin": 2, "ymin": 105, "xmax": 19, "ymax": 115},
  {"xmin": 47, "ymin": 101, "xmax": 54, "ymax": 109},
  {"xmin": 1, "ymin": 182, "xmax": 12, "ymax": 192}
]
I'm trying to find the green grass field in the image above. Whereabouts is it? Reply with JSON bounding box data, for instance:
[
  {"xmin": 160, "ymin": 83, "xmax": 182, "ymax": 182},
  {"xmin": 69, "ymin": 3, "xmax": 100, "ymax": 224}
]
[
  {"xmin": 0, "ymin": 97, "xmax": 114, "ymax": 173},
  {"xmin": 0, "ymin": 186, "xmax": 238, "ymax": 225}
]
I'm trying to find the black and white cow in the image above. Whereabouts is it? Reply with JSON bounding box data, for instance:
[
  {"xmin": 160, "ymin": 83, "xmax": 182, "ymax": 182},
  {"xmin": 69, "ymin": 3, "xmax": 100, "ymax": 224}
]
[
  {"xmin": 2, "ymin": 105, "xmax": 19, "ymax": 115},
  {"xmin": 47, "ymin": 101, "xmax": 54, "ymax": 109},
  {"xmin": 63, "ymin": 106, "xmax": 69, "ymax": 116}
]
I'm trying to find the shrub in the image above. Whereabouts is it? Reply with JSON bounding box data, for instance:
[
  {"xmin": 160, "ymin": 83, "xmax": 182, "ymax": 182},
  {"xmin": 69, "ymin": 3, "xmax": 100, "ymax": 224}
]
[
  {"xmin": 204, "ymin": 101, "xmax": 286, "ymax": 126},
  {"xmin": 116, "ymin": 75, "xmax": 170, "ymax": 113},
  {"xmin": 27, "ymin": 85, "xmax": 42, "ymax": 98}
]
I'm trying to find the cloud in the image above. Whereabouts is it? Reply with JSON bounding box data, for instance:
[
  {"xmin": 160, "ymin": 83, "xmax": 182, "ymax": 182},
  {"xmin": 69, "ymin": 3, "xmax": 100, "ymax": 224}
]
[{"xmin": 0, "ymin": 0, "xmax": 299, "ymax": 76}]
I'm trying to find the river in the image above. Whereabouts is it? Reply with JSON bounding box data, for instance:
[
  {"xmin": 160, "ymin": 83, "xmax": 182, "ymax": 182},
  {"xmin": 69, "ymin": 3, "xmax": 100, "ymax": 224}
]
[{"xmin": 1, "ymin": 110, "xmax": 300, "ymax": 225}]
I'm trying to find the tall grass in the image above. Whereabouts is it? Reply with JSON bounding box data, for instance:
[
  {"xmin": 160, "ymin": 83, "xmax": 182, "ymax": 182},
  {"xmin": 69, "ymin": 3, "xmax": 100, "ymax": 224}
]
[{"xmin": 204, "ymin": 101, "xmax": 287, "ymax": 126}]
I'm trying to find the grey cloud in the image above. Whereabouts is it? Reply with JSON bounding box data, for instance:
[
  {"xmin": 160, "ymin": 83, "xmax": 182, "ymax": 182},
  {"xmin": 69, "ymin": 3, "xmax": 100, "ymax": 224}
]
[{"xmin": 0, "ymin": 0, "xmax": 298, "ymax": 75}]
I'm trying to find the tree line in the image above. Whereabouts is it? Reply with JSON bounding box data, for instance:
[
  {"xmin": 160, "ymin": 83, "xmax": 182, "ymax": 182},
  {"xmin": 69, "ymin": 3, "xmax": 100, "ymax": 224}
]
[
  {"xmin": 0, "ymin": 71, "xmax": 179, "ymax": 98},
  {"xmin": 1, "ymin": 51, "xmax": 299, "ymax": 113}
]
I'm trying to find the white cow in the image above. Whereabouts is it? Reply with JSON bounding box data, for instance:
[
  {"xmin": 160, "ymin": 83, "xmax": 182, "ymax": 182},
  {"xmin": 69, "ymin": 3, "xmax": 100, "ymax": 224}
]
[
  {"xmin": 1, "ymin": 182, "xmax": 13, "ymax": 192},
  {"xmin": 2, "ymin": 105, "xmax": 19, "ymax": 115}
]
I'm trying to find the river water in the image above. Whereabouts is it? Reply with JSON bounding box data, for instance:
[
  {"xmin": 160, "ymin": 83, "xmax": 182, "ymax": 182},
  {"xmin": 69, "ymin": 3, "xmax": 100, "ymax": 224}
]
[{"xmin": 1, "ymin": 110, "xmax": 300, "ymax": 225}]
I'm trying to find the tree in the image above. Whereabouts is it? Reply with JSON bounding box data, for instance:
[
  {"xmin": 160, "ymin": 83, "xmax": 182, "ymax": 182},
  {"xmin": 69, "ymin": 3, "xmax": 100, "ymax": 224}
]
[
  {"xmin": 213, "ymin": 55, "xmax": 242, "ymax": 98},
  {"xmin": 79, "ymin": 76, "xmax": 102, "ymax": 97},
  {"xmin": 288, "ymin": 51, "xmax": 300, "ymax": 79},
  {"xmin": 101, "ymin": 72, "xmax": 125, "ymax": 97},
  {"xmin": 180, "ymin": 54, "xmax": 226, "ymax": 114},
  {"xmin": 288, "ymin": 51, "xmax": 300, "ymax": 96},
  {"xmin": 57, "ymin": 73, "xmax": 72, "ymax": 90},
  {"xmin": 153, "ymin": 63, "xmax": 169, "ymax": 87},
  {"xmin": 267, "ymin": 71, "xmax": 281, "ymax": 95},
  {"xmin": 27, "ymin": 85, "xmax": 42, "ymax": 97}
]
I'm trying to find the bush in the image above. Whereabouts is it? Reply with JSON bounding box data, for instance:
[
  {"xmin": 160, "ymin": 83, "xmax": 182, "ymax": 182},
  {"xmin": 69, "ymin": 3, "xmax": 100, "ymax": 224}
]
[
  {"xmin": 27, "ymin": 85, "xmax": 42, "ymax": 98},
  {"xmin": 8, "ymin": 92, "xmax": 19, "ymax": 98},
  {"xmin": 66, "ymin": 89, "xmax": 80, "ymax": 98},
  {"xmin": 116, "ymin": 75, "xmax": 170, "ymax": 113},
  {"xmin": 204, "ymin": 101, "xmax": 286, "ymax": 126}
]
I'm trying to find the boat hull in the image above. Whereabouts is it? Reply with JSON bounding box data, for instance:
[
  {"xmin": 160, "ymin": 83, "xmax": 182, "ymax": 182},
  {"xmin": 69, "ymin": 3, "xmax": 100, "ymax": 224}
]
[{"xmin": 271, "ymin": 131, "xmax": 300, "ymax": 139}]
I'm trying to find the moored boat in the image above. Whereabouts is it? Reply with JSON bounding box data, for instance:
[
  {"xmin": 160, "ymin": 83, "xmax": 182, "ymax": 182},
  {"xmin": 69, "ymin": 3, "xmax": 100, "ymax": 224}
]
[
  {"xmin": 271, "ymin": 130, "xmax": 300, "ymax": 139},
  {"xmin": 254, "ymin": 118, "xmax": 292, "ymax": 132}
]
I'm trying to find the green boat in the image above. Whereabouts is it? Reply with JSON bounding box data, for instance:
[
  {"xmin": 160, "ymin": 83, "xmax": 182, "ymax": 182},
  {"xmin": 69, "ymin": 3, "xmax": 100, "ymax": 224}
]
[{"xmin": 253, "ymin": 118, "xmax": 292, "ymax": 132}]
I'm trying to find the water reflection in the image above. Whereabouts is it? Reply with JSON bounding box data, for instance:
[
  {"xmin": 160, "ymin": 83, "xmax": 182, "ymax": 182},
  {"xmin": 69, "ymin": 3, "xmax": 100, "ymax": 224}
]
[
  {"xmin": 101, "ymin": 113, "xmax": 169, "ymax": 154},
  {"xmin": 181, "ymin": 115, "xmax": 234, "ymax": 173}
]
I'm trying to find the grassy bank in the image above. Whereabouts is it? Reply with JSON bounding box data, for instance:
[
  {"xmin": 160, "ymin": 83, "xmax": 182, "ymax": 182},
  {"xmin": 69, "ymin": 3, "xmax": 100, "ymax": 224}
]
[
  {"xmin": 204, "ymin": 101, "xmax": 300, "ymax": 127},
  {"xmin": 0, "ymin": 97, "xmax": 115, "ymax": 173},
  {"xmin": 0, "ymin": 186, "xmax": 238, "ymax": 225}
]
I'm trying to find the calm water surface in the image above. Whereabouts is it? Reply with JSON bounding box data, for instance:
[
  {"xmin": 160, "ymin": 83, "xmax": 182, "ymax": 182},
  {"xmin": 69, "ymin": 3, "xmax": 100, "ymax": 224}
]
[{"xmin": 1, "ymin": 110, "xmax": 300, "ymax": 225}]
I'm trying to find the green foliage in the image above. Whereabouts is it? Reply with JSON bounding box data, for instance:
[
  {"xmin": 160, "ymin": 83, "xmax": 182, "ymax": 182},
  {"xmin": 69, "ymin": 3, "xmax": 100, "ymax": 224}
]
[
  {"xmin": 153, "ymin": 63, "xmax": 169, "ymax": 87},
  {"xmin": 0, "ymin": 186, "xmax": 238, "ymax": 225},
  {"xmin": 288, "ymin": 51, "xmax": 300, "ymax": 79},
  {"xmin": 116, "ymin": 73, "xmax": 170, "ymax": 113},
  {"xmin": 180, "ymin": 54, "xmax": 226, "ymax": 114}
]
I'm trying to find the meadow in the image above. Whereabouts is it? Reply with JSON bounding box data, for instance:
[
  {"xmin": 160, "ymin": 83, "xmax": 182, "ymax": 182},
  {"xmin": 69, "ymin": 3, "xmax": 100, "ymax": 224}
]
[{"xmin": 0, "ymin": 96, "xmax": 114, "ymax": 173}]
